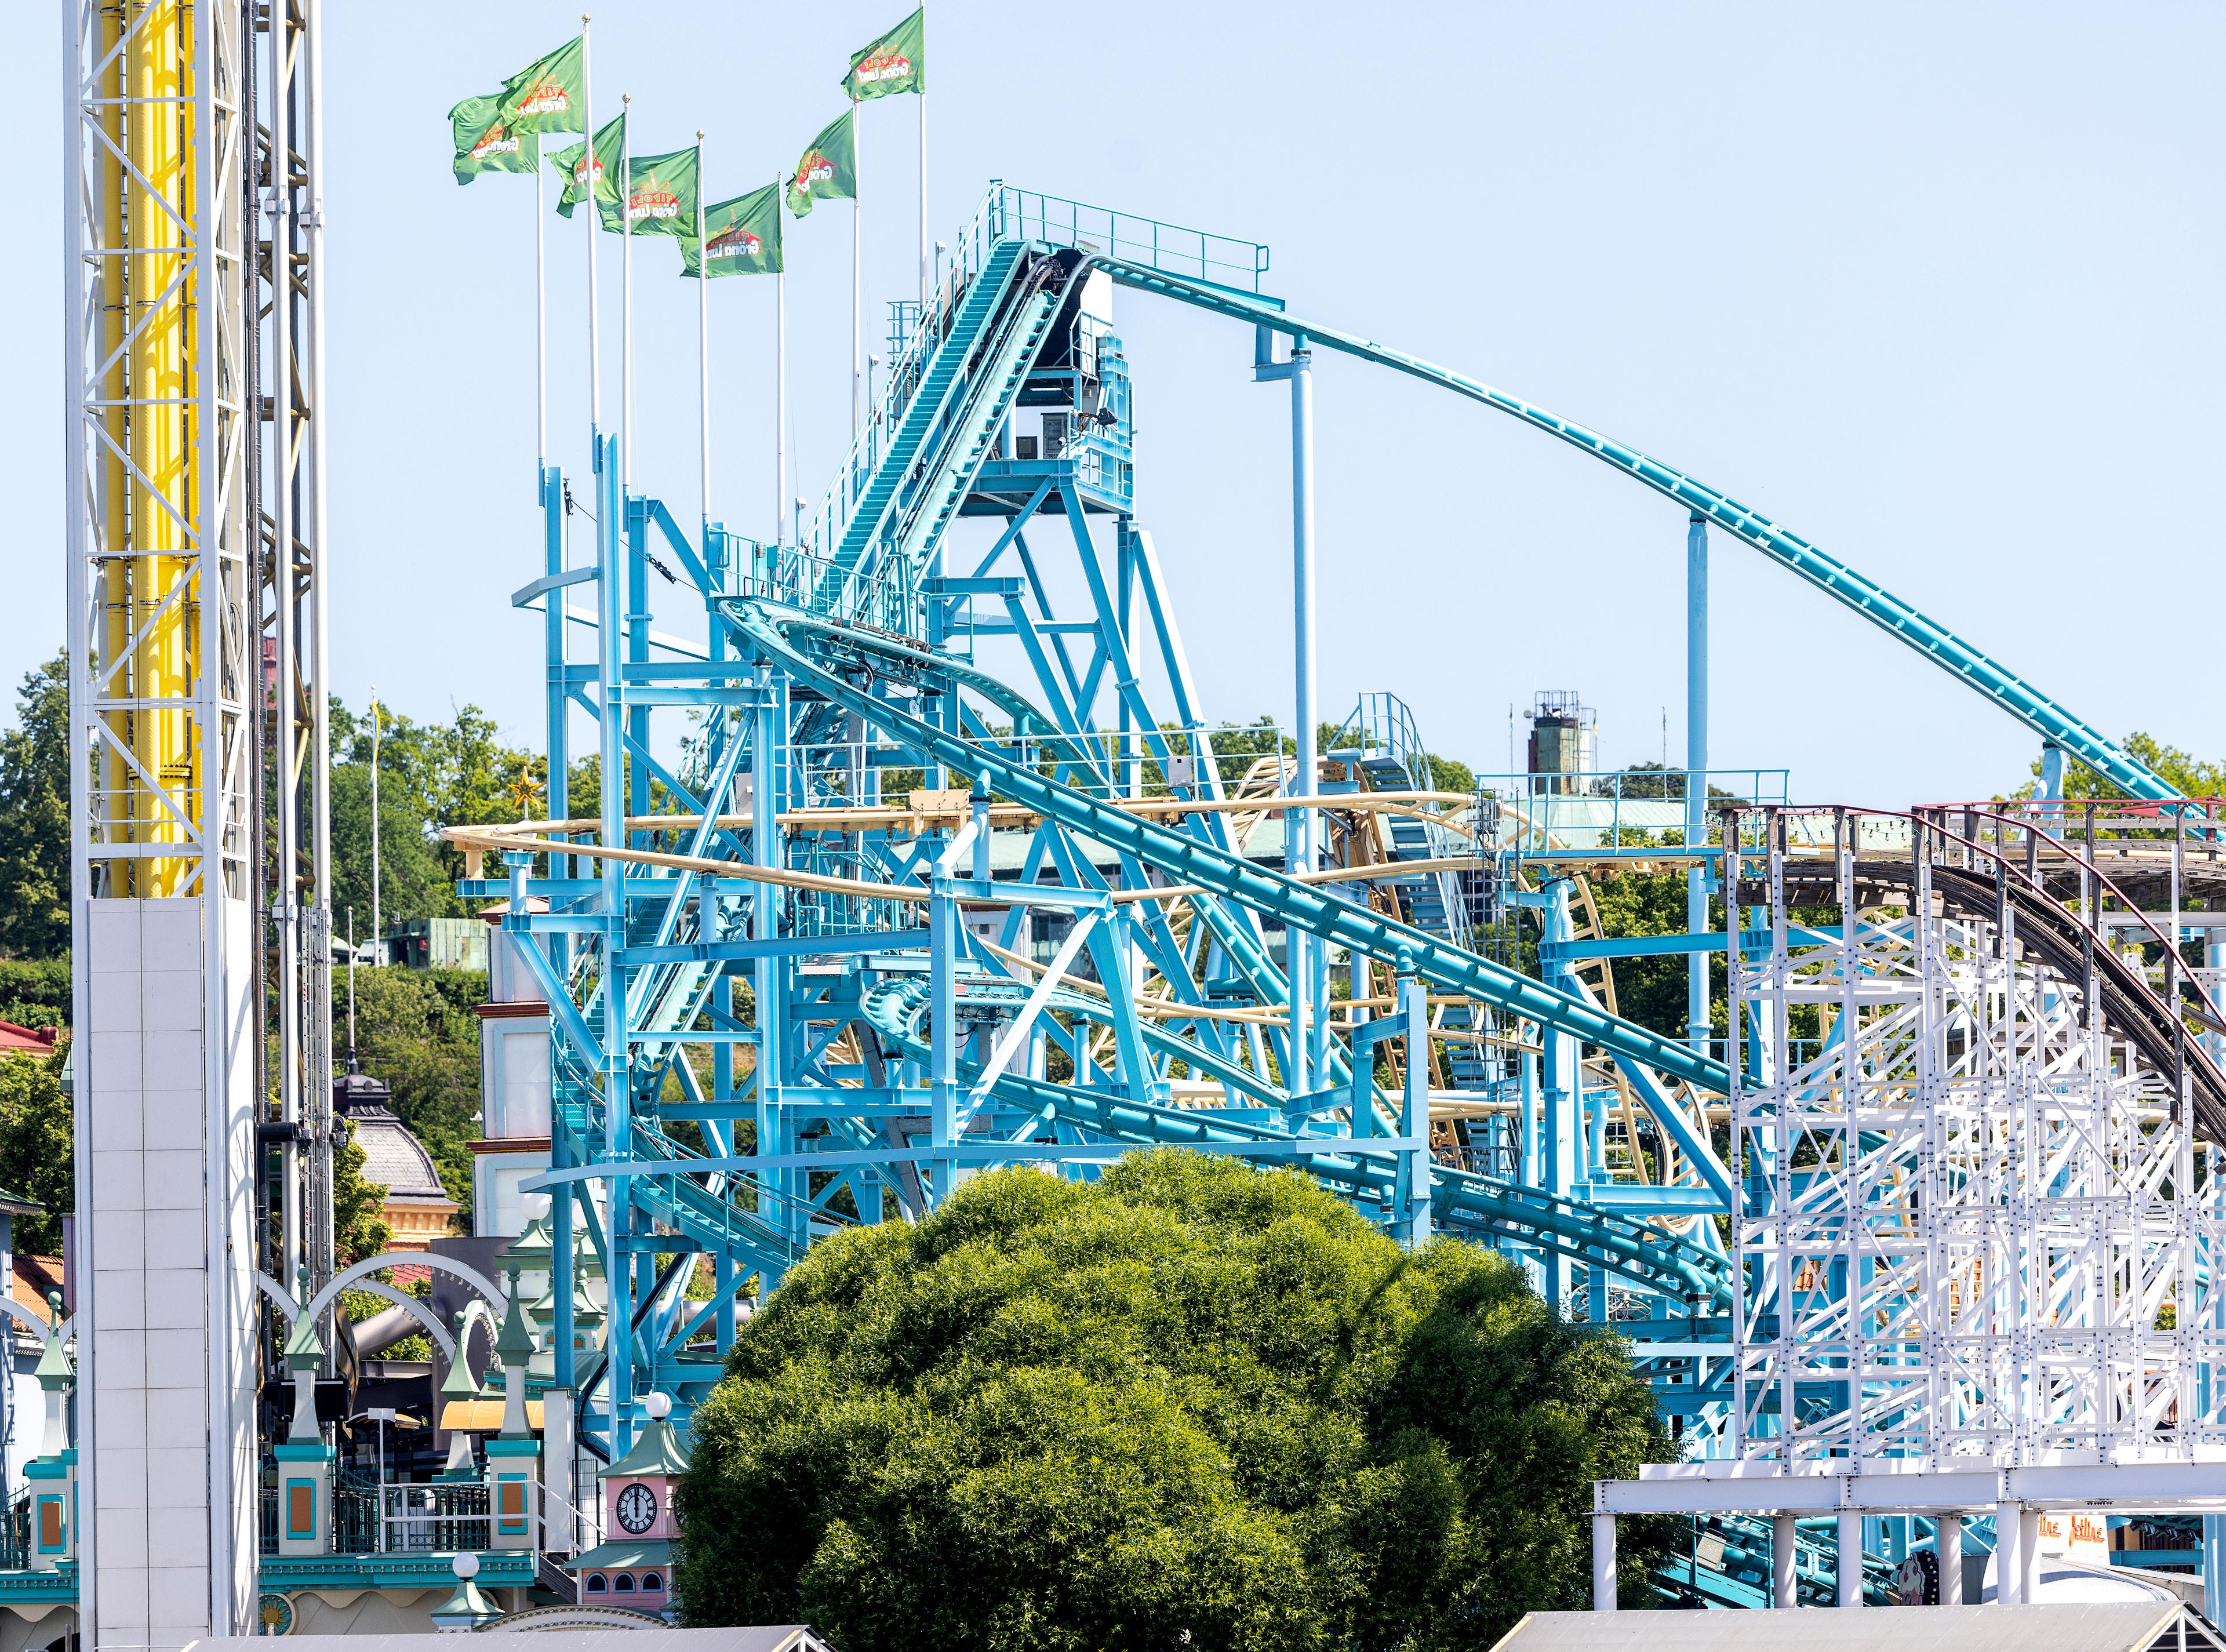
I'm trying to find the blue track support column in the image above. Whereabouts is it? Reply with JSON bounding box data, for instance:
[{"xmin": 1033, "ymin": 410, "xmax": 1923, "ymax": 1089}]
[
  {"xmin": 2040, "ymin": 739, "xmax": 2065, "ymax": 806},
  {"xmin": 1686, "ymin": 512, "xmax": 1710, "ymax": 1054},
  {"xmin": 595, "ymin": 430, "xmax": 635, "ymax": 1453},
  {"xmin": 544, "ymin": 464, "xmax": 570, "ymax": 878},
  {"xmin": 1398, "ymin": 969, "xmax": 1432, "ymax": 1245},
  {"xmin": 1541, "ymin": 880, "xmax": 1581, "ymax": 1307},
  {"xmin": 1287, "ymin": 342, "xmax": 1318, "ymax": 1095},
  {"xmin": 751, "ymin": 673, "xmax": 784, "ymax": 1252},
  {"xmin": 2206, "ymin": 1515, "xmax": 2224, "ymax": 1624},
  {"xmin": 929, "ymin": 843, "xmax": 961, "ymax": 1208}
]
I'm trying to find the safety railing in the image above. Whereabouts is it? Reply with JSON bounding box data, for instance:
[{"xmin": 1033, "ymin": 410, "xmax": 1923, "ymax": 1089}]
[
  {"xmin": 794, "ymin": 183, "xmax": 1268, "ymax": 576},
  {"xmin": 731, "ymin": 542, "xmax": 919, "ymax": 636},
  {"xmin": 378, "ymin": 1480, "xmax": 493, "ymax": 1552},
  {"xmin": 991, "ymin": 185, "xmax": 1270, "ymax": 291},
  {"xmin": 1475, "ymin": 769, "xmax": 1792, "ymax": 854}
]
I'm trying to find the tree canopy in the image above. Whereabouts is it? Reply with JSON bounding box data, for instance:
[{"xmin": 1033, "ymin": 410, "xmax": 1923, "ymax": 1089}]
[
  {"xmin": 676, "ymin": 1152, "xmax": 1671, "ymax": 1652},
  {"xmin": 0, "ymin": 655, "xmax": 70, "ymax": 960}
]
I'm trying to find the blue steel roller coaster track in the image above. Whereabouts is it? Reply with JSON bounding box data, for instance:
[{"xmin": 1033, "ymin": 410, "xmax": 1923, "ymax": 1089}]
[{"xmin": 480, "ymin": 190, "xmax": 2183, "ymax": 1511}]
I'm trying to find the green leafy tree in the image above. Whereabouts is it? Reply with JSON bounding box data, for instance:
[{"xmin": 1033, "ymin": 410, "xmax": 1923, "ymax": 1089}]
[
  {"xmin": 676, "ymin": 1152, "xmax": 1672, "ymax": 1650},
  {"xmin": 0, "ymin": 1049, "xmax": 72, "ymax": 1255},
  {"xmin": 341, "ymin": 966, "xmax": 487, "ymax": 1229},
  {"xmin": 333, "ymin": 1125, "xmax": 393, "ymax": 1266},
  {"xmin": 0, "ymin": 958, "xmax": 71, "ymax": 1034},
  {"xmin": 2025, "ymin": 732, "xmax": 2226, "ymax": 802},
  {"xmin": 0, "ymin": 654, "xmax": 71, "ymax": 960}
]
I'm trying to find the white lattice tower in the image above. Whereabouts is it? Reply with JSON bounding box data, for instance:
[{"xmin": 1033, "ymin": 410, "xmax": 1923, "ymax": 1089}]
[{"xmin": 1730, "ymin": 827, "xmax": 2225, "ymax": 1471}]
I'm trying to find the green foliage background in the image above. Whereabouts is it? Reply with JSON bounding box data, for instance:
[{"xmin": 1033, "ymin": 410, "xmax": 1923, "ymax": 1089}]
[{"xmin": 677, "ymin": 1152, "xmax": 1672, "ymax": 1651}]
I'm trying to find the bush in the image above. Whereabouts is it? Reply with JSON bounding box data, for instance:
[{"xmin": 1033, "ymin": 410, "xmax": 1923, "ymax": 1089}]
[{"xmin": 675, "ymin": 1151, "xmax": 1672, "ymax": 1651}]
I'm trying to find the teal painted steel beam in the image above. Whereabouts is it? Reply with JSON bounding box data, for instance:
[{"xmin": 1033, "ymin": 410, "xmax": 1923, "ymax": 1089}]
[
  {"xmin": 1092, "ymin": 257, "xmax": 2175, "ymax": 803},
  {"xmin": 731, "ymin": 605, "xmax": 1733, "ymax": 1097}
]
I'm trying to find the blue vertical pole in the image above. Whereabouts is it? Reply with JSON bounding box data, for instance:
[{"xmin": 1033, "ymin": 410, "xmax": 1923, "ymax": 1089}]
[
  {"xmin": 1288, "ymin": 342, "xmax": 1316, "ymax": 1100},
  {"xmin": 1541, "ymin": 880, "xmax": 1581, "ymax": 1308},
  {"xmin": 1686, "ymin": 514, "xmax": 1709, "ymax": 1055},
  {"xmin": 752, "ymin": 675, "xmax": 783, "ymax": 1251},
  {"xmin": 541, "ymin": 458, "xmax": 576, "ymax": 1390},
  {"xmin": 596, "ymin": 429, "xmax": 634, "ymax": 1452},
  {"xmin": 2040, "ymin": 740, "xmax": 2065, "ymax": 806},
  {"xmin": 1399, "ymin": 969, "xmax": 1431, "ymax": 1245}
]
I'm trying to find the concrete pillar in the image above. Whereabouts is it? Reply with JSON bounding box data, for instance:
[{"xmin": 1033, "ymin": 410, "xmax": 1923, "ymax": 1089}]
[
  {"xmin": 1592, "ymin": 1512, "xmax": 1617, "ymax": 1611},
  {"xmin": 1938, "ymin": 1513, "xmax": 1963, "ymax": 1605},
  {"xmin": 1996, "ymin": 1501, "xmax": 2024, "ymax": 1603},
  {"xmin": 1838, "ymin": 1509, "xmax": 1864, "ymax": 1607},
  {"xmin": 1773, "ymin": 1512, "xmax": 1798, "ymax": 1607}
]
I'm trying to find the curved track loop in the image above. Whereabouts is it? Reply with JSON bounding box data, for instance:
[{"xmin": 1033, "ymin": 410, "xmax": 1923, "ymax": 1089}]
[
  {"xmin": 730, "ymin": 603, "xmax": 1732, "ymax": 1098},
  {"xmin": 1756, "ymin": 806, "xmax": 2226, "ymax": 1140},
  {"xmin": 1090, "ymin": 256, "xmax": 2176, "ymax": 804}
]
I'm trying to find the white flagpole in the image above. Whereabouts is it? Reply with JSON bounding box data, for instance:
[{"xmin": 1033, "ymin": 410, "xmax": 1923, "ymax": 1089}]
[
  {"xmin": 777, "ymin": 260, "xmax": 788, "ymax": 545},
  {"xmin": 851, "ymin": 99, "xmax": 862, "ymax": 438},
  {"xmin": 582, "ymin": 17, "xmax": 600, "ymax": 438},
  {"xmin": 536, "ymin": 147, "xmax": 547, "ymax": 467},
  {"xmin": 621, "ymin": 93, "xmax": 633, "ymax": 492},
  {"xmin": 696, "ymin": 132, "xmax": 709, "ymax": 538},
  {"xmin": 918, "ymin": 88, "xmax": 927, "ymax": 305}
]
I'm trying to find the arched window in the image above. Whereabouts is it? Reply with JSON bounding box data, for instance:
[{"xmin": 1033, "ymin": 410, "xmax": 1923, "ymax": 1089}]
[
  {"xmin": 640, "ymin": 1573, "xmax": 663, "ymax": 1593},
  {"xmin": 584, "ymin": 1574, "xmax": 608, "ymax": 1595},
  {"xmin": 613, "ymin": 1574, "xmax": 636, "ymax": 1593}
]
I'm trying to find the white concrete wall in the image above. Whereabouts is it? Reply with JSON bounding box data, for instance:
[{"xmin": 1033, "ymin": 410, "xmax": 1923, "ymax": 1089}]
[{"xmin": 81, "ymin": 896, "xmax": 259, "ymax": 1649}]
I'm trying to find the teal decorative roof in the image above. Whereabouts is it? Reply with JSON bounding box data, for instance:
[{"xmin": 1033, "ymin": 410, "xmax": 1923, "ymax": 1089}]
[
  {"xmin": 282, "ymin": 1311, "xmax": 325, "ymax": 1369},
  {"xmin": 570, "ymin": 1537, "xmax": 672, "ymax": 1571},
  {"xmin": 604, "ymin": 1416, "xmax": 690, "ymax": 1479},
  {"xmin": 33, "ymin": 1332, "xmax": 72, "ymax": 1392}
]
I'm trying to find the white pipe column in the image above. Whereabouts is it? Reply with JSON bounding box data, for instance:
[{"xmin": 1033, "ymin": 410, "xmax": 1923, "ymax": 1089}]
[
  {"xmin": 1772, "ymin": 1512, "xmax": 1797, "ymax": 1606},
  {"xmin": 1837, "ymin": 1510, "xmax": 1864, "ymax": 1607},
  {"xmin": 2020, "ymin": 1508, "xmax": 2042, "ymax": 1603},
  {"xmin": 1288, "ymin": 341, "xmax": 1316, "ymax": 1097},
  {"xmin": 1996, "ymin": 1500, "xmax": 2024, "ymax": 1603},
  {"xmin": 1685, "ymin": 512, "xmax": 1709, "ymax": 1054},
  {"xmin": 1592, "ymin": 1512, "xmax": 1616, "ymax": 1611},
  {"xmin": 1938, "ymin": 1514, "xmax": 1963, "ymax": 1605}
]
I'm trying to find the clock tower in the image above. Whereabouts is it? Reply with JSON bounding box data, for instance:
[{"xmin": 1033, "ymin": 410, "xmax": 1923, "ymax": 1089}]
[{"xmin": 569, "ymin": 1392, "xmax": 690, "ymax": 1619}]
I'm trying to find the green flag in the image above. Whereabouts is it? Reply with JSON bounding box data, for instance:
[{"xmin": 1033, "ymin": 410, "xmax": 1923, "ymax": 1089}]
[
  {"xmin": 684, "ymin": 184, "xmax": 783, "ymax": 278},
  {"xmin": 785, "ymin": 111, "xmax": 856, "ymax": 218},
  {"xmin": 449, "ymin": 93, "xmax": 538, "ymax": 186},
  {"xmin": 843, "ymin": 9, "xmax": 925, "ymax": 100},
  {"xmin": 495, "ymin": 34, "xmax": 587, "ymax": 133},
  {"xmin": 620, "ymin": 146, "xmax": 699, "ymax": 240},
  {"xmin": 551, "ymin": 114, "xmax": 624, "ymax": 221}
]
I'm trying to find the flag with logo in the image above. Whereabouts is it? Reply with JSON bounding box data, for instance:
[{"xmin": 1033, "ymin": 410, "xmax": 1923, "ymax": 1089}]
[
  {"xmin": 843, "ymin": 9, "xmax": 925, "ymax": 100},
  {"xmin": 620, "ymin": 146, "xmax": 700, "ymax": 240},
  {"xmin": 495, "ymin": 34, "xmax": 587, "ymax": 133},
  {"xmin": 785, "ymin": 111, "xmax": 856, "ymax": 217},
  {"xmin": 551, "ymin": 114, "xmax": 624, "ymax": 221},
  {"xmin": 449, "ymin": 93, "xmax": 538, "ymax": 185},
  {"xmin": 684, "ymin": 184, "xmax": 783, "ymax": 277}
]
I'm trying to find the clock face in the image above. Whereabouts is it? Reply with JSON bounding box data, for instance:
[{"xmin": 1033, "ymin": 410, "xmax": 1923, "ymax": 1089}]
[{"xmin": 616, "ymin": 1482, "xmax": 658, "ymax": 1535}]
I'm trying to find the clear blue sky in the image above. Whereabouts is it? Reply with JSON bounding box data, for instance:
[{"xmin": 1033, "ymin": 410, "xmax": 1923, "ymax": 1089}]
[{"xmin": 9, "ymin": 3, "xmax": 2221, "ymax": 803}]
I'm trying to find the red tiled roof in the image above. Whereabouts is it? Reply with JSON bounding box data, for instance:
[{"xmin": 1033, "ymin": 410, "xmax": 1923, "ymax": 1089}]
[{"xmin": 0, "ymin": 1023, "xmax": 57, "ymax": 1056}]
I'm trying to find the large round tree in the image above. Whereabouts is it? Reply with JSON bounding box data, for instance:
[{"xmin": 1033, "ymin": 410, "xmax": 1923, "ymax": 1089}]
[{"xmin": 675, "ymin": 1151, "xmax": 1671, "ymax": 1651}]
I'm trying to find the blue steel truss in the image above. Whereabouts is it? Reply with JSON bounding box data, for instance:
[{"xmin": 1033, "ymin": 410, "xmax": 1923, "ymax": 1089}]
[{"xmin": 464, "ymin": 184, "xmax": 2177, "ymax": 1498}]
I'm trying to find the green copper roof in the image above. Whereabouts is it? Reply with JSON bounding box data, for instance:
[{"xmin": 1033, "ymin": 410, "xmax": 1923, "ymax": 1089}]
[
  {"xmin": 603, "ymin": 1416, "xmax": 690, "ymax": 1479},
  {"xmin": 505, "ymin": 1213, "xmax": 554, "ymax": 1265},
  {"xmin": 495, "ymin": 1284, "xmax": 539, "ymax": 1362},
  {"xmin": 32, "ymin": 1333, "xmax": 72, "ymax": 1391},
  {"xmin": 283, "ymin": 1311, "xmax": 326, "ymax": 1368}
]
